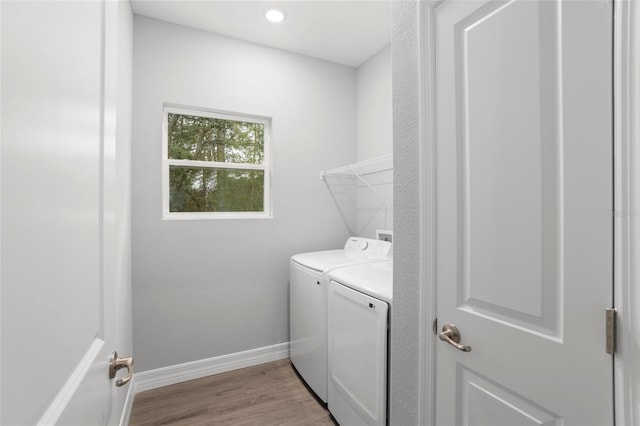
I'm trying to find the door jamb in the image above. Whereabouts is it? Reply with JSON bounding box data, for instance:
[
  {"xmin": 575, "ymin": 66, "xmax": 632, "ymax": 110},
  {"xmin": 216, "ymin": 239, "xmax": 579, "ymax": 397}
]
[
  {"xmin": 418, "ymin": 1, "xmax": 437, "ymax": 425},
  {"xmin": 613, "ymin": 1, "xmax": 640, "ymax": 424}
]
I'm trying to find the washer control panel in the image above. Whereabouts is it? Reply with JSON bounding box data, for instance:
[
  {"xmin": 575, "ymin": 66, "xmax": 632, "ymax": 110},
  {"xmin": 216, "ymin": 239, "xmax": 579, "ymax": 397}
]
[{"xmin": 344, "ymin": 237, "xmax": 392, "ymax": 259}]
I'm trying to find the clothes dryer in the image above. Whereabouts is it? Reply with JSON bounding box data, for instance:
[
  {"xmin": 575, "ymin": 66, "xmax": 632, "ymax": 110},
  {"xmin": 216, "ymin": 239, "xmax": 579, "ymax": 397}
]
[
  {"xmin": 289, "ymin": 237, "xmax": 392, "ymax": 403},
  {"xmin": 327, "ymin": 260, "xmax": 392, "ymax": 426}
]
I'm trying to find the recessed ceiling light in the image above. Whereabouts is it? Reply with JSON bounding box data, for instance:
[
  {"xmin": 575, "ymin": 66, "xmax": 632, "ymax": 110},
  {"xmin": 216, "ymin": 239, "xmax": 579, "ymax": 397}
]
[{"xmin": 265, "ymin": 9, "xmax": 285, "ymax": 23}]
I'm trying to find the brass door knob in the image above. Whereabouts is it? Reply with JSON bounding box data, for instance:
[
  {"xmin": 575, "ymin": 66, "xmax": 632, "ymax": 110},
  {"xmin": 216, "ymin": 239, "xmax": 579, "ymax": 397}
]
[
  {"xmin": 438, "ymin": 323, "xmax": 472, "ymax": 352},
  {"xmin": 109, "ymin": 352, "xmax": 134, "ymax": 387}
]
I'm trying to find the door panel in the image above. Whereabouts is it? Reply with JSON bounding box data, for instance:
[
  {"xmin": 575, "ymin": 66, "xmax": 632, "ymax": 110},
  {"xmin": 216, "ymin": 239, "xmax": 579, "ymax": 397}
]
[
  {"xmin": 457, "ymin": 0, "xmax": 561, "ymax": 335},
  {"xmin": 1, "ymin": 1, "xmax": 128, "ymax": 424},
  {"xmin": 1, "ymin": 1, "xmax": 107, "ymax": 424},
  {"xmin": 434, "ymin": 0, "xmax": 613, "ymax": 424},
  {"xmin": 459, "ymin": 368, "xmax": 560, "ymax": 426}
]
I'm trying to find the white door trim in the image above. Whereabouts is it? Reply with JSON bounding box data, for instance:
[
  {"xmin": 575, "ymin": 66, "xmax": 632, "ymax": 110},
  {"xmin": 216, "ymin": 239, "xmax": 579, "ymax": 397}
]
[
  {"xmin": 418, "ymin": 1, "xmax": 437, "ymax": 425},
  {"xmin": 613, "ymin": 1, "xmax": 640, "ymax": 425},
  {"xmin": 0, "ymin": 1, "xmax": 3, "ymax": 422},
  {"xmin": 117, "ymin": 380, "xmax": 136, "ymax": 426},
  {"xmin": 417, "ymin": 0, "xmax": 638, "ymax": 424}
]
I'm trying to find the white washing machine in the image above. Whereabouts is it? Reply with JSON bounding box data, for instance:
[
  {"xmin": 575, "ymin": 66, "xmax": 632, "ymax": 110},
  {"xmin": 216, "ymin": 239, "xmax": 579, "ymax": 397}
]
[
  {"xmin": 327, "ymin": 259, "xmax": 392, "ymax": 426},
  {"xmin": 289, "ymin": 237, "xmax": 392, "ymax": 403}
]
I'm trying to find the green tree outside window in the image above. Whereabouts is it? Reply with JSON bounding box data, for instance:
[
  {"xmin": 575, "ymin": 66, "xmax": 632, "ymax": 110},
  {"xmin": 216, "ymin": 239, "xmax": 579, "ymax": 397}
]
[{"xmin": 165, "ymin": 109, "xmax": 269, "ymax": 215}]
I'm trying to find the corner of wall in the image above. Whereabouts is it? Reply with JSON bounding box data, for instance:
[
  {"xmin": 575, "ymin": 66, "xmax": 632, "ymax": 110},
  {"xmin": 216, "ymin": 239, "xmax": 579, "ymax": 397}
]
[
  {"xmin": 389, "ymin": 0, "xmax": 423, "ymax": 425},
  {"xmin": 355, "ymin": 42, "xmax": 393, "ymax": 238}
]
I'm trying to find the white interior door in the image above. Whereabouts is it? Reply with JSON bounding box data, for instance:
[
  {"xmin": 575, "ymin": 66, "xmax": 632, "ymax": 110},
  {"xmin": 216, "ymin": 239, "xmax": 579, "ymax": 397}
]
[
  {"xmin": 433, "ymin": 0, "xmax": 613, "ymax": 425},
  {"xmin": 1, "ymin": 1, "xmax": 130, "ymax": 424}
]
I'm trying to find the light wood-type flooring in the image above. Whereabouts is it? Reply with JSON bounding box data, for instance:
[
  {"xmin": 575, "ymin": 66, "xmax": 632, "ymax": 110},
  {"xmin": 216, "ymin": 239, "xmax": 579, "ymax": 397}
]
[{"xmin": 129, "ymin": 359, "xmax": 337, "ymax": 426}]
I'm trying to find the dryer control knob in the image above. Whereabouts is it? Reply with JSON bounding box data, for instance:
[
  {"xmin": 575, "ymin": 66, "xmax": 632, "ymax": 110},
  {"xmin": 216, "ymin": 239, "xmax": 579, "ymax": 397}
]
[{"xmin": 360, "ymin": 242, "xmax": 369, "ymax": 251}]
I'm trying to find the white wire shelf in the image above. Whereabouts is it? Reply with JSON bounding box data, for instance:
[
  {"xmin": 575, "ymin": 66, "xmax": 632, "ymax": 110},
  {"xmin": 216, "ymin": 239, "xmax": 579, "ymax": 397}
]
[
  {"xmin": 320, "ymin": 153, "xmax": 393, "ymax": 180},
  {"xmin": 321, "ymin": 153, "xmax": 393, "ymax": 236}
]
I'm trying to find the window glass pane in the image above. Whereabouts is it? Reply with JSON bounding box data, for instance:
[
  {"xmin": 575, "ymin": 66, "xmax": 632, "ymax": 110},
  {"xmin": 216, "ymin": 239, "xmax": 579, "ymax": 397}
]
[
  {"xmin": 168, "ymin": 113, "xmax": 264, "ymax": 164},
  {"xmin": 169, "ymin": 166, "xmax": 264, "ymax": 212}
]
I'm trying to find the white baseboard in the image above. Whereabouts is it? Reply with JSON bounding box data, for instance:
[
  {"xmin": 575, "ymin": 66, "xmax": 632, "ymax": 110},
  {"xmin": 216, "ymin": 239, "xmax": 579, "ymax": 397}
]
[{"xmin": 134, "ymin": 342, "xmax": 290, "ymax": 394}]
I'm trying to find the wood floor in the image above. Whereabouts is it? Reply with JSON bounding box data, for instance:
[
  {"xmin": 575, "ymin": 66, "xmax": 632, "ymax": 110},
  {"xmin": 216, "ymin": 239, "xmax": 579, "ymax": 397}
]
[{"xmin": 129, "ymin": 359, "xmax": 337, "ymax": 426}]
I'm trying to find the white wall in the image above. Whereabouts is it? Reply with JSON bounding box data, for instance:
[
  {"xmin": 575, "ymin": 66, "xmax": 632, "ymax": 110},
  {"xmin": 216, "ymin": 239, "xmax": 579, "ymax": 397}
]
[
  {"xmin": 390, "ymin": 1, "xmax": 422, "ymax": 425},
  {"xmin": 357, "ymin": 45, "xmax": 392, "ymax": 161},
  {"xmin": 356, "ymin": 45, "xmax": 393, "ymax": 238},
  {"xmin": 132, "ymin": 16, "xmax": 356, "ymax": 372}
]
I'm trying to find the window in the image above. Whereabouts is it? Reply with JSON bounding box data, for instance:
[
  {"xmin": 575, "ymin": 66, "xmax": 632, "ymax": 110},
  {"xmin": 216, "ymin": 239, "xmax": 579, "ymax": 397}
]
[{"xmin": 162, "ymin": 105, "xmax": 271, "ymax": 219}]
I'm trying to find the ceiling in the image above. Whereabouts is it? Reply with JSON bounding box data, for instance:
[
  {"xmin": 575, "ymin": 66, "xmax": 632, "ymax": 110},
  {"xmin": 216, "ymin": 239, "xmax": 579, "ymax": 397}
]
[{"xmin": 130, "ymin": 0, "xmax": 391, "ymax": 68}]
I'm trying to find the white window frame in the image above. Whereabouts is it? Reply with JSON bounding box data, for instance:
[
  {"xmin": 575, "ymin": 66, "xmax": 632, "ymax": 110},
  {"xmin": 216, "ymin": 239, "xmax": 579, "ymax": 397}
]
[{"xmin": 162, "ymin": 104, "xmax": 272, "ymax": 220}]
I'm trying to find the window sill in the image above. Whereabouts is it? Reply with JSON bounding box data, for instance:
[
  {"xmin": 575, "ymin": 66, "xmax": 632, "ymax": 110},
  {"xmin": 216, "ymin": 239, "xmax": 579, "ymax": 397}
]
[{"xmin": 162, "ymin": 212, "xmax": 272, "ymax": 221}]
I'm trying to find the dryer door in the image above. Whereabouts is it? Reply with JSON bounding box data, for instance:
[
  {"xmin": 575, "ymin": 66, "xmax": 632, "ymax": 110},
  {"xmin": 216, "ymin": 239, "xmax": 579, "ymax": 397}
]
[{"xmin": 328, "ymin": 281, "xmax": 388, "ymax": 426}]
